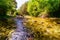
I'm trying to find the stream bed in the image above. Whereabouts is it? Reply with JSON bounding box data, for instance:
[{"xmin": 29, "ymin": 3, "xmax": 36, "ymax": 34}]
[{"xmin": 8, "ymin": 16, "xmax": 33, "ymax": 40}]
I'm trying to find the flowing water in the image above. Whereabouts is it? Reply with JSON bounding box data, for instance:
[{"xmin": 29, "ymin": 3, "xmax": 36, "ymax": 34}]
[{"xmin": 8, "ymin": 16, "xmax": 31, "ymax": 40}]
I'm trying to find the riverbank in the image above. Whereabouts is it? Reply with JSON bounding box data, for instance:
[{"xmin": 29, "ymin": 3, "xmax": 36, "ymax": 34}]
[{"xmin": 24, "ymin": 16, "xmax": 60, "ymax": 40}]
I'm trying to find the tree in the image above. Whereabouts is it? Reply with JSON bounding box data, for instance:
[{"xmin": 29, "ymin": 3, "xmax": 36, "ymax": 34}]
[
  {"xmin": 0, "ymin": 0, "xmax": 17, "ymax": 18},
  {"xmin": 18, "ymin": 2, "xmax": 28, "ymax": 15},
  {"xmin": 27, "ymin": 0, "xmax": 60, "ymax": 17}
]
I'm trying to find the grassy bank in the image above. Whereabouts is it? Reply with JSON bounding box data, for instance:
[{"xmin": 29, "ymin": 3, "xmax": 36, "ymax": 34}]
[{"xmin": 24, "ymin": 16, "xmax": 60, "ymax": 40}]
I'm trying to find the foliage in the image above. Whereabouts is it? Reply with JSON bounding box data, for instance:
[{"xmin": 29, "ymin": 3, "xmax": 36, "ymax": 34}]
[
  {"xmin": 18, "ymin": 2, "xmax": 28, "ymax": 15},
  {"xmin": 27, "ymin": 0, "xmax": 60, "ymax": 17},
  {"xmin": 0, "ymin": 17, "xmax": 16, "ymax": 40},
  {"xmin": 0, "ymin": 0, "xmax": 17, "ymax": 18},
  {"xmin": 24, "ymin": 16, "xmax": 60, "ymax": 40},
  {"xmin": 0, "ymin": 0, "xmax": 17, "ymax": 40}
]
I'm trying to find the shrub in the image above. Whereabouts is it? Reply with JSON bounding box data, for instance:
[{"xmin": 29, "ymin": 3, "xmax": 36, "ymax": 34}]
[{"xmin": 27, "ymin": 0, "xmax": 60, "ymax": 17}]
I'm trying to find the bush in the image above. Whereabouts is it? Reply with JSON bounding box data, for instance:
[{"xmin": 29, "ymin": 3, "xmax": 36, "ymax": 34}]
[
  {"xmin": 0, "ymin": 0, "xmax": 17, "ymax": 18},
  {"xmin": 27, "ymin": 0, "xmax": 60, "ymax": 17}
]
